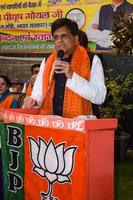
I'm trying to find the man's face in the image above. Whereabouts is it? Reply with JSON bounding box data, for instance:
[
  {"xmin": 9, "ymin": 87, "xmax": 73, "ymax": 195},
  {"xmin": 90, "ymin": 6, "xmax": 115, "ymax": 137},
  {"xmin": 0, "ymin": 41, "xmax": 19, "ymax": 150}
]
[
  {"xmin": 112, "ymin": 0, "xmax": 124, "ymax": 4},
  {"xmin": 32, "ymin": 67, "xmax": 40, "ymax": 75},
  {"xmin": 53, "ymin": 26, "xmax": 78, "ymax": 57}
]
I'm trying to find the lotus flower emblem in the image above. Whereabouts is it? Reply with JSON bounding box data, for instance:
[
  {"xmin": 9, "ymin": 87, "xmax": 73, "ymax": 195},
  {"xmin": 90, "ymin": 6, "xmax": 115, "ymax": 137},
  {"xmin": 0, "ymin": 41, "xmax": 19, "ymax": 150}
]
[{"xmin": 29, "ymin": 137, "xmax": 77, "ymax": 200}]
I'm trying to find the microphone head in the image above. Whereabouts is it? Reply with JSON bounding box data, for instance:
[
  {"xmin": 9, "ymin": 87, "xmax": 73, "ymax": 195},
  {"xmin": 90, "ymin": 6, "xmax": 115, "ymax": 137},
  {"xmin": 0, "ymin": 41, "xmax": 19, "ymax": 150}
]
[{"xmin": 57, "ymin": 50, "xmax": 64, "ymax": 60}]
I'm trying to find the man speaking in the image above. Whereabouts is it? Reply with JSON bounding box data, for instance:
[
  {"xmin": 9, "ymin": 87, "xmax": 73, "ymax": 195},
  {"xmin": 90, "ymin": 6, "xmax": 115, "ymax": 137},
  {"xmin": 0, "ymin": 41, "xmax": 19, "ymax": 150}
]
[{"xmin": 23, "ymin": 18, "xmax": 106, "ymax": 118}]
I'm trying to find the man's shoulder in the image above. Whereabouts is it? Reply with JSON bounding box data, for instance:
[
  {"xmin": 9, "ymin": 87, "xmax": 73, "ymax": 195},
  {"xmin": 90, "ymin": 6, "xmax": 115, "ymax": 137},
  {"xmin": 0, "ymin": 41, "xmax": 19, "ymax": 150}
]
[
  {"xmin": 100, "ymin": 4, "xmax": 111, "ymax": 11},
  {"xmin": 88, "ymin": 53, "xmax": 100, "ymax": 68},
  {"xmin": 125, "ymin": 1, "xmax": 133, "ymax": 6},
  {"xmin": 119, "ymin": 1, "xmax": 133, "ymax": 13},
  {"xmin": 124, "ymin": 1, "xmax": 133, "ymax": 9}
]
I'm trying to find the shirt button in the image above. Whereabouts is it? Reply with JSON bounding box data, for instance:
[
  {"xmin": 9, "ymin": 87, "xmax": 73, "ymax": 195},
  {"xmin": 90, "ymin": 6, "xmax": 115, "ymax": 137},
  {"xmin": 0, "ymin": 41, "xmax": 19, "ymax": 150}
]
[
  {"xmin": 61, "ymin": 83, "xmax": 64, "ymax": 86},
  {"xmin": 59, "ymin": 95, "xmax": 63, "ymax": 98}
]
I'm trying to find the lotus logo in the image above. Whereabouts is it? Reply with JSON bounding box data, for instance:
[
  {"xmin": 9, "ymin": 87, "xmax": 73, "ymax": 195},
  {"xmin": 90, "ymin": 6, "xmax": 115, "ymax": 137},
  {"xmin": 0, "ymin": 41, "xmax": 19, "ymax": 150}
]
[{"xmin": 29, "ymin": 137, "xmax": 77, "ymax": 200}]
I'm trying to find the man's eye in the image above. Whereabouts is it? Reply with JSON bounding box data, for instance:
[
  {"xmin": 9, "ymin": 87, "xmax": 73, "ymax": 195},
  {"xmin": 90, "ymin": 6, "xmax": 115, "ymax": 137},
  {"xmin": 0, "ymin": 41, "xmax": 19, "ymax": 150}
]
[
  {"xmin": 53, "ymin": 35, "xmax": 58, "ymax": 40},
  {"xmin": 61, "ymin": 34, "xmax": 69, "ymax": 39},
  {"xmin": 53, "ymin": 34, "xmax": 70, "ymax": 41}
]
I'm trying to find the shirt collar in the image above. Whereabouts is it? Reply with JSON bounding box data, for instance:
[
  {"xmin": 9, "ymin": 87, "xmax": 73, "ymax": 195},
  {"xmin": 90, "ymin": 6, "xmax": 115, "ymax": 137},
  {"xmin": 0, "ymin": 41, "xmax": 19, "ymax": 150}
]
[{"xmin": 112, "ymin": 2, "xmax": 124, "ymax": 11}]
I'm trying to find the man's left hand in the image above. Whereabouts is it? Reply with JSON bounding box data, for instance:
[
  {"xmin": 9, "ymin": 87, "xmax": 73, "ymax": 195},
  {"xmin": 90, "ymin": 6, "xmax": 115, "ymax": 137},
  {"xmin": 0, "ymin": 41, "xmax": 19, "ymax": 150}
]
[{"xmin": 54, "ymin": 60, "xmax": 73, "ymax": 79}]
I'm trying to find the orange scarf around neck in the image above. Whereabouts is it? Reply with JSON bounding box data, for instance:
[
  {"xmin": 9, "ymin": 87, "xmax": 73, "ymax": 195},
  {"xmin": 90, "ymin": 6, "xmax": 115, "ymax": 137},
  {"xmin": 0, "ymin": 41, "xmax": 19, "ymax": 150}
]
[
  {"xmin": 0, "ymin": 95, "xmax": 14, "ymax": 109},
  {"xmin": 38, "ymin": 45, "xmax": 92, "ymax": 118},
  {"xmin": 26, "ymin": 83, "xmax": 32, "ymax": 96}
]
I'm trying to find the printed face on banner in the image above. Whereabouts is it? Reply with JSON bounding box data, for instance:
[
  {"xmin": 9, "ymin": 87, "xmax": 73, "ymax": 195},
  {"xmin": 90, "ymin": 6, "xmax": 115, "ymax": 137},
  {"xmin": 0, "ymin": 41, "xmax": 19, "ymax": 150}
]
[
  {"xmin": 28, "ymin": 137, "xmax": 77, "ymax": 200},
  {"xmin": 0, "ymin": 0, "xmax": 132, "ymax": 52}
]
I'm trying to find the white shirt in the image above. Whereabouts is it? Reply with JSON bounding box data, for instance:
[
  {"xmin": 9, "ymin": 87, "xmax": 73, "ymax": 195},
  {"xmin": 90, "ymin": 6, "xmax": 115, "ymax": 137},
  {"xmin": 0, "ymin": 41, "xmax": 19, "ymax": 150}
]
[
  {"xmin": 31, "ymin": 55, "xmax": 107, "ymax": 107},
  {"xmin": 22, "ymin": 82, "xmax": 27, "ymax": 93}
]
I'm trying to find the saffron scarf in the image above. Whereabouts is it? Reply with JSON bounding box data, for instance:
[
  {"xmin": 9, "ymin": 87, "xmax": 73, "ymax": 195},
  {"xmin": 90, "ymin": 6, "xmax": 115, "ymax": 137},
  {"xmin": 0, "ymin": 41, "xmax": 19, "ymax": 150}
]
[
  {"xmin": 39, "ymin": 45, "xmax": 92, "ymax": 118},
  {"xmin": 0, "ymin": 95, "xmax": 14, "ymax": 109},
  {"xmin": 26, "ymin": 84, "xmax": 32, "ymax": 96}
]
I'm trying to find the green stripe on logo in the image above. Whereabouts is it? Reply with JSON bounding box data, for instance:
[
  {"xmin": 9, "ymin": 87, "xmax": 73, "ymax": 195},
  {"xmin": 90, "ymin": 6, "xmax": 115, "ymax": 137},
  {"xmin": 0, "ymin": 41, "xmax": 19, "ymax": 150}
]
[{"xmin": 1, "ymin": 122, "xmax": 24, "ymax": 200}]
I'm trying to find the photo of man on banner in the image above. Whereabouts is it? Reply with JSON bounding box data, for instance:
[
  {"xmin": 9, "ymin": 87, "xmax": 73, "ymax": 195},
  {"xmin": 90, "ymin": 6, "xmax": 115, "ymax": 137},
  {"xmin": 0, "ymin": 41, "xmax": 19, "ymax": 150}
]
[{"xmin": 86, "ymin": 0, "xmax": 133, "ymax": 50}]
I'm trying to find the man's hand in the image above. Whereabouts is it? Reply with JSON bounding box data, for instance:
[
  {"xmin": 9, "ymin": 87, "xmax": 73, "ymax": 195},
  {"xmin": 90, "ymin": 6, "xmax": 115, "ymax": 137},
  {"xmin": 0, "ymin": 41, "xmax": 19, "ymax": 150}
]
[
  {"xmin": 54, "ymin": 60, "xmax": 73, "ymax": 79},
  {"xmin": 23, "ymin": 96, "xmax": 37, "ymax": 108},
  {"xmin": 92, "ymin": 23, "xmax": 99, "ymax": 29}
]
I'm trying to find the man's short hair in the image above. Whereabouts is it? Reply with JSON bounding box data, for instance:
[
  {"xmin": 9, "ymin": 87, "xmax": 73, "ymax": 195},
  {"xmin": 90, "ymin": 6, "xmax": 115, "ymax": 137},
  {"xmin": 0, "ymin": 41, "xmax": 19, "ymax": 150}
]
[
  {"xmin": 51, "ymin": 18, "xmax": 79, "ymax": 36},
  {"xmin": 78, "ymin": 30, "xmax": 88, "ymax": 49},
  {"xmin": 31, "ymin": 64, "xmax": 40, "ymax": 73}
]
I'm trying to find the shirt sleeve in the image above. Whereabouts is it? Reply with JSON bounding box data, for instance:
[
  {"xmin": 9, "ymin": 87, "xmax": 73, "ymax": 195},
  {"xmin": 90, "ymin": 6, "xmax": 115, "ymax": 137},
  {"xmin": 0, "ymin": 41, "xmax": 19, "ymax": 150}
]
[
  {"xmin": 31, "ymin": 58, "xmax": 45, "ymax": 107},
  {"xmin": 66, "ymin": 55, "xmax": 107, "ymax": 105},
  {"xmin": 22, "ymin": 82, "xmax": 27, "ymax": 93}
]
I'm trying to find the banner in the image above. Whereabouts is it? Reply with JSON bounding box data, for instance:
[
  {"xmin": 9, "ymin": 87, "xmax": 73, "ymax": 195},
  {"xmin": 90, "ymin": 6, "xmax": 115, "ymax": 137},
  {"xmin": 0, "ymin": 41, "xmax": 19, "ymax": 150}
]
[
  {"xmin": 1, "ymin": 122, "xmax": 89, "ymax": 200},
  {"xmin": 0, "ymin": 0, "xmax": 132, "ymax": 52},
  {"xmin": 1, "ymin": 123, "xmax": 24, "ymax": 200}
]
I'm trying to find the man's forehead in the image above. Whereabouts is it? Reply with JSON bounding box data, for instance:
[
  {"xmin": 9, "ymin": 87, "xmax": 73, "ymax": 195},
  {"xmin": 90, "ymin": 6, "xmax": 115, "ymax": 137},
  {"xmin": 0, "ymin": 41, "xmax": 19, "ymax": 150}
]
[
  {"xmin": 33, "ymin": 67, "xmax": 39, "ymax": 70},
  {"xmin": 53, "ymin": 26, "xmax": 70, "ymax": 35}
]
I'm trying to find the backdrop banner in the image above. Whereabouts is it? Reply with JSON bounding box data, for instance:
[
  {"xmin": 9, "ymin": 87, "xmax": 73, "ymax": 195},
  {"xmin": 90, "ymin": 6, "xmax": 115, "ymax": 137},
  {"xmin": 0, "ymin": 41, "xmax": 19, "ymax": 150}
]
[{"xmin": 0, "ymin": 0, "xmax": 133, "ymax": 52}]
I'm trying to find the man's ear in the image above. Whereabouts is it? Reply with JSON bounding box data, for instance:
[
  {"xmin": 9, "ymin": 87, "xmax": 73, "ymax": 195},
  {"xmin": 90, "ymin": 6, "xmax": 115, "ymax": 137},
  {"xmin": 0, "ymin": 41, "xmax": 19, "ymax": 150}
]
[{"xmin": 75, "ymin": 35, "xmax": 79, "ymax": 44}]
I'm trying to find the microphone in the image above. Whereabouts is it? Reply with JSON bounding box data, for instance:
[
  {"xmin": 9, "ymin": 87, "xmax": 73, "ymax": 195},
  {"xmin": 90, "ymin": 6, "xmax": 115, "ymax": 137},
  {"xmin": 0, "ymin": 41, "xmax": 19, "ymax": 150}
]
[
  {"xmin": 55, "ymin": 50, "xmax": 64, "ymax": 74},
  {"xmin": 57, "ymin": 49, "xmax": 64, "ymax": 61},
  {"xmin": 49, "ymin": 50, "xmax": 64, "ymax": 83}
]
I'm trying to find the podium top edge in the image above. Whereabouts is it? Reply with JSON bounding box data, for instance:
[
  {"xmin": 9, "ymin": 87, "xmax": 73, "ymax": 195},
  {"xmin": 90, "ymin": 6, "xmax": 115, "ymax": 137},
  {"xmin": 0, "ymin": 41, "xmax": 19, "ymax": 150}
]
[{"xmin": 0, "ymin": 109, "xmax": 118, "ymax": 132}]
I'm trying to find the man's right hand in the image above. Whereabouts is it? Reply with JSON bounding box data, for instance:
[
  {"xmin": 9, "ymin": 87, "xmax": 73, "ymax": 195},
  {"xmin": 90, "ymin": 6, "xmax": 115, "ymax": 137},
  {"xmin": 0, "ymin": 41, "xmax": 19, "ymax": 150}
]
[
  {"xmin": 23, "ymin": 96, "xmax": 37, "ymax": 108},
  {"xmin": 92, "ymin": 23, "xmax": 99, "ymax": 29}
]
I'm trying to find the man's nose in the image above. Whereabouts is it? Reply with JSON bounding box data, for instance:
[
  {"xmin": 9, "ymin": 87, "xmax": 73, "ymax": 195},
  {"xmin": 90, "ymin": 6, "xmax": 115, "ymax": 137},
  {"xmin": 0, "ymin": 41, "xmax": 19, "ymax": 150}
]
[{"xmin": 56, "ymin": 37, "xmax": 63, "ymax": 42}]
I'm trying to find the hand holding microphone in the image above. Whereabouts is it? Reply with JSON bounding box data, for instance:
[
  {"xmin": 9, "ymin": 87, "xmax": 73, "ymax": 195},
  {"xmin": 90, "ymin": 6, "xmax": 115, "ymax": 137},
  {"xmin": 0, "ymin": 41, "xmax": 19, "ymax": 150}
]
[{"xmin": 54, "ymin": 50, "xmax": 73, "ymax": 79}]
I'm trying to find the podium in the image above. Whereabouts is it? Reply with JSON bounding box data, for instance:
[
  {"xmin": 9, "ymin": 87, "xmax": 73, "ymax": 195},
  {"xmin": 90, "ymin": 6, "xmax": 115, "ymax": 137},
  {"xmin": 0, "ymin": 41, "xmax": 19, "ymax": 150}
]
[{"xmin": 0, "ymin": 109, "xmax": 117, "ymax": 200}]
